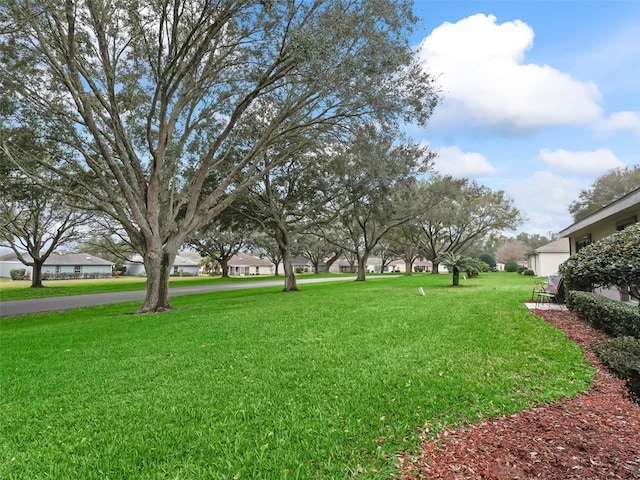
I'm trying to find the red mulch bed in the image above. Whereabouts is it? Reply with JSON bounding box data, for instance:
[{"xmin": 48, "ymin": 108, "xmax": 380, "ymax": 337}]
[{"xmin": 400, "ymin": 309, "xmax": 640, "ymax": 479}]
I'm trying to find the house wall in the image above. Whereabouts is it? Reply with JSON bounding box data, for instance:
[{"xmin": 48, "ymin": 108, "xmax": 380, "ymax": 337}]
[
  {"xmin": 124, "ymin": 263, "xmax": 146, "ymax": 276},
  {"xmin": 565, "ymin": 207, "xmax": 639, "ymax": 255},
  {"xmin": 228, "ymin": 264, "xmax": 273, "ymax": 276},
  {"xmin": 0, "ymin": 262, "xmax": 112, "ymax": 278},
  {"xmin": 528, "ymin": 252, "xmax": 570, "ymax": 278},
  {"xmin": 0, "ymin": 261, "xmax": 31, "ymax": 278},
  {"xmin": 171, "ymin": 265, "xmax": 200, "ymax": 276}
]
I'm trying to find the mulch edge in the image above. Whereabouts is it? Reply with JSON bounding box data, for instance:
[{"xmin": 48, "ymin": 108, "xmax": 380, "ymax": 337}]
[{"xmin": 400, "ymin": 308, "xmax": 640, "ymax": 480}]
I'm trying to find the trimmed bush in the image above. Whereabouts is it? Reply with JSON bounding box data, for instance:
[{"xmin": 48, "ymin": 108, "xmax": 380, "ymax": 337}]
[
  {"xmin": 9, "ymin": 268, "xmax": 26, "ymax": 280},
  {"xmin": 593, "ymin": 336, "xmax": 640, "ymax": 402},
  {"xmin": 523, "ymin": 269, "xmax": 535, "ymax": 276},
  {"xmin": 566, "ymin": 290, "xmax": 640, "ymax": 339},
  {"xmin": 504, "ymin": 261, "xmax": 519, "ymax": 272}
]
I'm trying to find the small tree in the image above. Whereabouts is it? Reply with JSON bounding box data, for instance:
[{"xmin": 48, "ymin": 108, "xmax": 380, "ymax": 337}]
[
  {"xmin": 438, "ymin": 252, "xmax": 484, "ymax": 287},
  {"xmin": 479, "ymin": 253, "xmax": 496, "ymax": 269},
  {"xmin": 560, "ymin": 224, "xmax": 640, "ymax": 303}
]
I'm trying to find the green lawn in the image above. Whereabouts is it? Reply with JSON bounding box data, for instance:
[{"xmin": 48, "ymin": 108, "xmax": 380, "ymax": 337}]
[{"xmin": 0, "ymin": 273, "xmax": 594, "ymax": 479}]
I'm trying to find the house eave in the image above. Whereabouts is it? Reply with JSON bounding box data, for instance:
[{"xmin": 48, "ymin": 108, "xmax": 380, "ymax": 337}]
[{"xmin": 559, "ymin": 188, "xmax": 640, "ymax": 237}]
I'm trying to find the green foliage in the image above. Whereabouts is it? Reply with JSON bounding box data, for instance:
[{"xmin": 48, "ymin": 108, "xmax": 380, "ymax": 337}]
[
  {"xmin": 0, "ymin": 275, "xmax": 593, "ymax": 479},
  {"xmin": 504, "ymin": 260, "xmax": 519, "ymax": 272},
  {"xmin": 560, "ymin": 223, "xmax": 640, "ymax": 302},
  {"xmin": 569, "ymin": 166, "xmax": 640, "ymax": 222},
  {"xmin": 9, "ymin": 268, "xmax": 26, "ymax": 280},
  {"xmin": 2, "ymin": 0, "xmax": 440, "ymax": 312},
  {"xmin": 415, "ymin": 176, "xmax": 524, "ymax": 266},
  {"xmin": 523, "ymin": 269, "xmax": 535, "ymax": 276},
  {"xmin": 437, "ymin": 252, "xmax": 485, "ymax": 285},
  {"xmin": 566, "ymin": 290, "xmax": 640, "ymax": 339},
  {"xmin": 592, "ymin": 336, "xmax": 640, "ymax": 402},
  {"xmin": 478, "ymin": 252, "xmax": 496, "ymax": 268}
]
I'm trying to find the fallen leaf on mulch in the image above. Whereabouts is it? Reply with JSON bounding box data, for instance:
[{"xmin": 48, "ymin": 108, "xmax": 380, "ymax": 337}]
[{"xmin": 401, "ymin": 309, "xmax": 640, "ymax": 480}]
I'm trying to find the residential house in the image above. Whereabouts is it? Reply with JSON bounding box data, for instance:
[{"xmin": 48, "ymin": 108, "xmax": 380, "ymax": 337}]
[
  {"xmin": 0, "ymin": 252, "xmax": 114, "ymax": 279},
  {"xmin": 290, "ymin": 256, "xmax": 314, "ymax": 274},
  {"xmin": 328, "ymin": 258, "xmax": 356, "ymax": 273},
  {"xmin": 526, "ymin": 237, "xmax": 570, "ymax": 277},
  {"xmin": 327, "ymin": 257, "xmax": 434, "ymax": 274},
  {"xmin": 124, "ymin": 254, "xmax": 200, "ymax": 276},
  {"xmin": 412, "ymin": 259, "xmax": 433, "ymax": 273},
  {"xmin": 559, "ymin": 186, "xmax": 640, "ymax": 303},
  {"xmin": 227, "ymin": 254, "xmax": 274, "ymax": 276}
]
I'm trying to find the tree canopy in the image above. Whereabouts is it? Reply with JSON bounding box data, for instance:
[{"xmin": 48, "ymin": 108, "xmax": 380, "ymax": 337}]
[
  {"xmin": 569, "ymin": 166, "xmax": 640, "ymax": 222},
  {"xmin": 1, "ymin": 0, "xmax": 439, "ymax": 311},
  {"xmin": 414, "ymin": 175, "xmax": 523, "ymax": 272}
]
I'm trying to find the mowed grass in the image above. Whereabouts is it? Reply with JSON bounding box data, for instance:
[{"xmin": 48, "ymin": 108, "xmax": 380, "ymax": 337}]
[{"xmin": 0, "ymin": 273, "xmax": 594, "ymax": 479}]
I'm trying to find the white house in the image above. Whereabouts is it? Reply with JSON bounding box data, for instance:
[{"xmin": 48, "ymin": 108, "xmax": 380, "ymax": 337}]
[
  {"xmin": 526, "ymin": 238, "xmax": 570, "ymax": 278},
  {"xmin": 227, "ymin": 254, "xmax": 274, "ymax": 276},
  {"xmin": 0, "ymin": 252, "xmax": 114, "ymax": 279},
  {"xmin": 124, "ymin": 254, "xmax": 200, "ymax": 276}
]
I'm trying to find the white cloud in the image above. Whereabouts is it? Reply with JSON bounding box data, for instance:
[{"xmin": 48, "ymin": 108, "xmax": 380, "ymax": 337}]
[
  {"xmin": 510, "ymin": 171, "xmax": 584, "ymax": 234},
  {"xmin": 434, "ymin": 146, "xmax": 498, "ymax": 176},
  {"xmin": 538, "ymin": 148, "xmax": 625, "ymax": 175},
  {"xmin": 596, "ymin": 111, "xmax": 640, "ymax": 136},
  {"xmin": 418, "ymin": 14, "xmax": 602, "ymax": 129}
]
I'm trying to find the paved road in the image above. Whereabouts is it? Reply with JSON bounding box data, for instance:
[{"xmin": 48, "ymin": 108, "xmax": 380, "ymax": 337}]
[{"xmin": 0, "ymin": 276, "xmax": 368, "ymax": 317}]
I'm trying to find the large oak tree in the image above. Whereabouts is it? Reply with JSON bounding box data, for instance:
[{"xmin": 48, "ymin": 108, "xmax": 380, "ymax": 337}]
[
  {"xmin": 415, "ymin": 176, "xmax": 523, "ymax": 273},
  {"xmin": 1, "ymin": 0, "xmax": 438, "ymax": 312}
]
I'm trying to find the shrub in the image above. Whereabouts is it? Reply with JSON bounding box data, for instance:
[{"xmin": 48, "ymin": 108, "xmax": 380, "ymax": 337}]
[
  {"xmin": 523, "ymin": 269, "xmax": 535, "ymax": 276},
  {"xmin": 9, "ymin": 268, "xmax": 26, "ymax": 280},
  {"xmin": 560, "ymin": 223, "xmax": 640, "ymax": 302},
  {"xmin": 592, "ymin": 336, "xmax": 640, "ymax": 402},
  {"xmin": 566, "ymin": 290, "xmax": 640, "ymax": 339},
  {"xmin": 504, "ymin": 261, "xmax": 519, "ymax": 272}
]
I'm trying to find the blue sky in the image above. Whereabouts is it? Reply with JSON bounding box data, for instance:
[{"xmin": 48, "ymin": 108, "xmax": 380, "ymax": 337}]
[{"xmin": 408, "ymin": 0, "xmax": 640, "ymax": 236}]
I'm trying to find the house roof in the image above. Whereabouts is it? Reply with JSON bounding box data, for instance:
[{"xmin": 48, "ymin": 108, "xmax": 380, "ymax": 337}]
[
  {"xmin": 526, "ymin": 237, "xmax": 569, "ymax": 256},
  {"xmin": 559, "ymin": 187, "xmax": 640, "ymax": 237},
  {"xmin": 0, "ymin": 252, "xmax": 113, "ymax": 266},
  {"xmin": 126, "ymin": 254, "xmax": 199, "ymax": 266},
  {"xmin": 290, "ymin": 256, "xmax": 312, "ymax": 265},
  {"xmin": 173, "ymin": 255, "xmax": 199, "ymax": 267},
  {"xmin": 228, "ymin": 254, "xmax": 273, "ymax": 267}
]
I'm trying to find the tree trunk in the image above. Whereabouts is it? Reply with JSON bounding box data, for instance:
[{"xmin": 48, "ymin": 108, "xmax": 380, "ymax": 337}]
[
  {"xmin": 220, "ymin": 257, "xmax": 230, "ymax": 278},
  {"xmin": 356, "ymin": 251, "xmax": 370, "ymax": 282},
  {"xmin": 282, "ymin": 257, "xmax": 297, "ymax": 291},
  {"xmin": 452, "ymin": 266, "xmax": 460, "ymax": 286},
  {"xmin": 324, "ymin": 251, "xmax": 341, "ymax": 273},
  {"xmin": 275, "ymin": 226, "xmax": 298, "ymax": 291},
  {"xmin": 139, "ymin": 250, "xmax": 174, "ymax": 312},
  {"xmin": 431, "ymin": 261, "xmax": 440, "ymax": 274},
  {"xmin": 404, "ymin": 259, "xmax": 414, "ymax": 276},
  {"xmin": 30, "ymin": 260, "xmax": 44, "ymax": 288}
]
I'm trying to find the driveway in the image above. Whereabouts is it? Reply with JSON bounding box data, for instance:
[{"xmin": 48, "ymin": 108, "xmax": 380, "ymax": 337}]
[{"xmin": 0, "ymin": 276, "xmax": 375, "ymax": 317}]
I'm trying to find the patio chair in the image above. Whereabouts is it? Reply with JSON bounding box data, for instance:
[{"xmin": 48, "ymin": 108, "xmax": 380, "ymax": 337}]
[{"xmin": 534, "ymin": 276, "xmax": 565, "ymax": 308}]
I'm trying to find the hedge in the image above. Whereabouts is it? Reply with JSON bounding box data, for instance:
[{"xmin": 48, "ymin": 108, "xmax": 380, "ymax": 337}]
[
  {"xmin": 566, "ymin": 290, "xmax": 640, "ymax": 339},
  {"xmin": 592, "ymin": 336, "xmax": 640, "ymax": 402}
]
